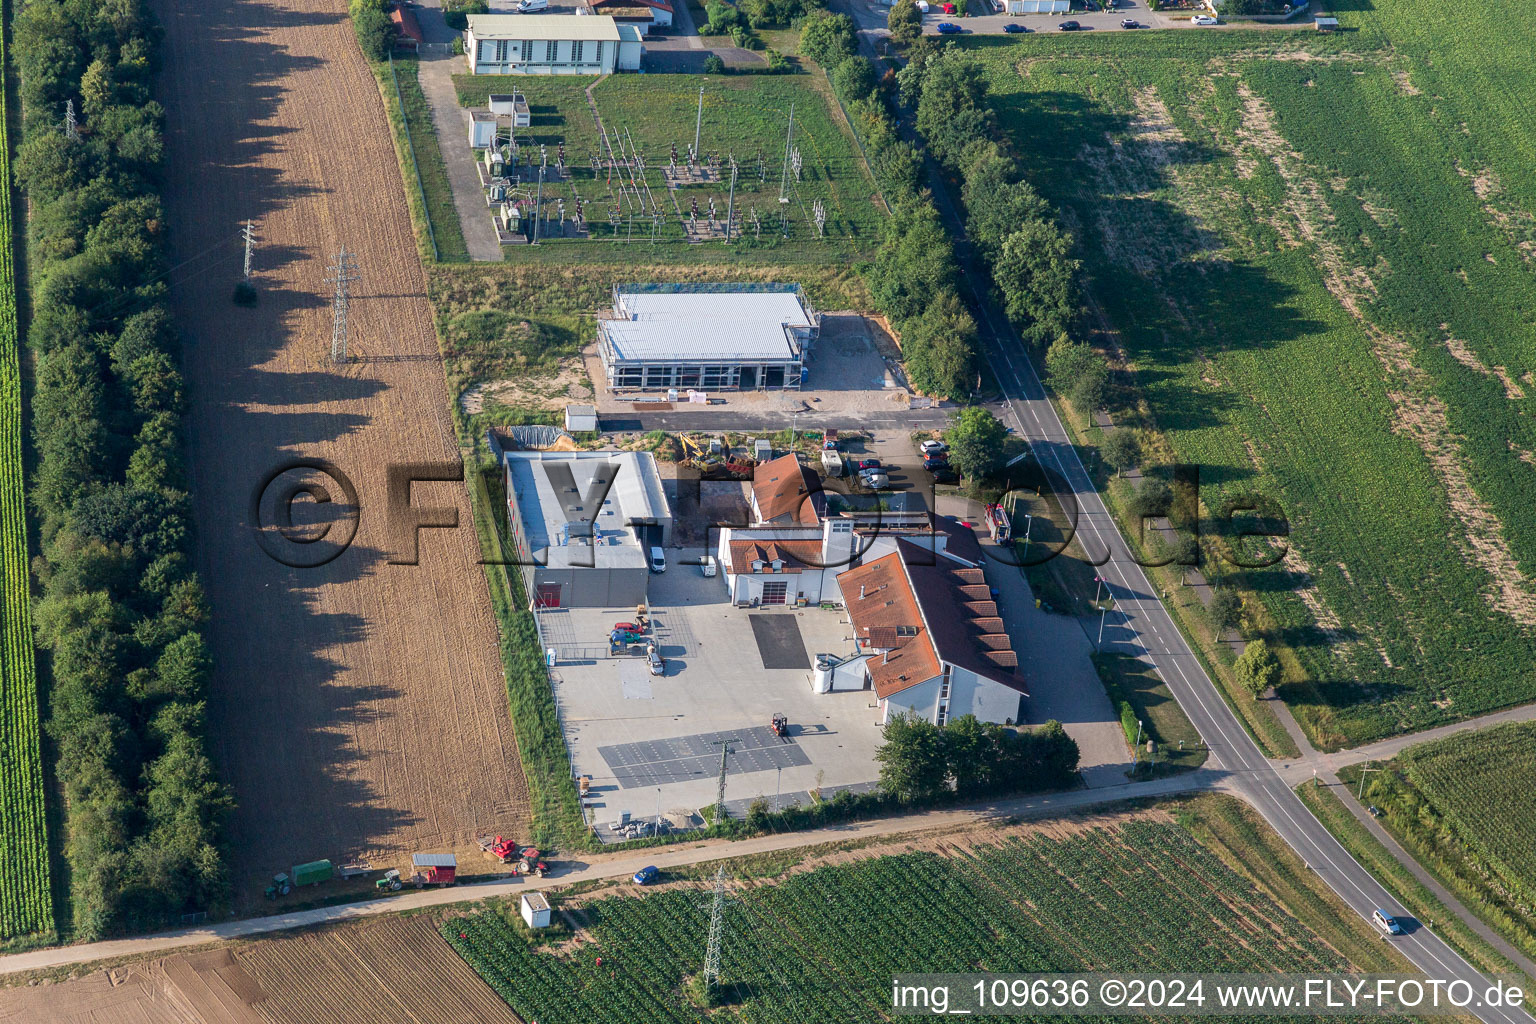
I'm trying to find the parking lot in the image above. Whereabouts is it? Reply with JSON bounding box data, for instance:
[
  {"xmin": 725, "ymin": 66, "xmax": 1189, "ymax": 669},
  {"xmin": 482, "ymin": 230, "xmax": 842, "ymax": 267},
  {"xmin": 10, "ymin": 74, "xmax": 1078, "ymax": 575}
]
[
  {"xmin": 540, "ymin": 566, "xmax": 885, "ymax": 833},
  {"xmin": 919, "ymin": 4, "xmax": 1308, "ymax": 34}
]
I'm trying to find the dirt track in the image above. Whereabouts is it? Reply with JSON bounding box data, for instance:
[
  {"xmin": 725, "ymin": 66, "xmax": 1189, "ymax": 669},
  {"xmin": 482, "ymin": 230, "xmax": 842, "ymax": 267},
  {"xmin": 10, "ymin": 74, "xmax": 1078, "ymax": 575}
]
[{"xmin": 156, "ymin": 0, "xmax": 528, "ymax": 906}]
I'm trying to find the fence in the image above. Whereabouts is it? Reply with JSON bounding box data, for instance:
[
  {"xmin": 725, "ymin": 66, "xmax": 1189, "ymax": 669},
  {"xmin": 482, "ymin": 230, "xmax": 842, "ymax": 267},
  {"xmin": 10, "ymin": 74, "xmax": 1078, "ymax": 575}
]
[{"xmin": 387, "ymin": 55, "xmax": 440, "ymax": 263}]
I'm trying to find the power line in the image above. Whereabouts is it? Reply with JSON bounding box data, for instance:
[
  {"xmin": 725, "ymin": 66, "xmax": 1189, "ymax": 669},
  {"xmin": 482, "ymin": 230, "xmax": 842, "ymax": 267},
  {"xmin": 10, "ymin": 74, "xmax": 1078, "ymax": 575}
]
[
  {"xmin": 241, "ymin": 221, "xmax": 256, "ymax": 281},
  {"xmin": 324, "ymin": 247, "xmax": 360, "ymax": 364}
]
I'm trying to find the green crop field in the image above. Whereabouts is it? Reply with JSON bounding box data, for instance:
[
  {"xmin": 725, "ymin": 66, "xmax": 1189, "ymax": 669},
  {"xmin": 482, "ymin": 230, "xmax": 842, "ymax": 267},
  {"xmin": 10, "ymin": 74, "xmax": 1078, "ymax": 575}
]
[
  {"xmin": 960, "ymin": 2, "xmax": 1536, "ymax": 749},
  {"xmin": 1348, "ymin": 722, "xmax": 1536, "ymax": 958},
  {"xmin": 0, "ymin": 21, "xmax": 55, "ymax": 943},
  {"xmin": 451, "ymin": 73, "xmax": 884, "ymax": 262},
  {"xmin": 446, "ymin": 801, "xmax": 1404, "ymax": 1021}
]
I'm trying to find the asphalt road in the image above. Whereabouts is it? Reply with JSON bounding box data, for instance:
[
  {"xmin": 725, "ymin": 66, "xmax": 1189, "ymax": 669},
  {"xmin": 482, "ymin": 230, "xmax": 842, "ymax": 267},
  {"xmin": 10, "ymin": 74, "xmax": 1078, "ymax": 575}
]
[{"xmin": 834, "ymin": 7, "xmax": 1535, "ymax": 1018}]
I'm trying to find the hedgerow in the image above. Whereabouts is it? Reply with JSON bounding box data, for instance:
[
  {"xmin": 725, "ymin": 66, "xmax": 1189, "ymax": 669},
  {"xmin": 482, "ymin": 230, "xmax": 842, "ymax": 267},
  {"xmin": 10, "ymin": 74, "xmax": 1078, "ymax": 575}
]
[
  {"xmin": 0, "ymin": 13, "xmax": 55, "ymax": 944},
  {"xmin": 14, "ymin": 0, "xmax": 229, "ymax": 938}
]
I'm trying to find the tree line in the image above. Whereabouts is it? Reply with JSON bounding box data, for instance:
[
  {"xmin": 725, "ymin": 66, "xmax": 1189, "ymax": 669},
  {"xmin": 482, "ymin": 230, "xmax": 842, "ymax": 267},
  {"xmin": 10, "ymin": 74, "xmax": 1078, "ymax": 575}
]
[{"xmin": 14, "ymin": 0, "xmax": 229, "ymax": 938}]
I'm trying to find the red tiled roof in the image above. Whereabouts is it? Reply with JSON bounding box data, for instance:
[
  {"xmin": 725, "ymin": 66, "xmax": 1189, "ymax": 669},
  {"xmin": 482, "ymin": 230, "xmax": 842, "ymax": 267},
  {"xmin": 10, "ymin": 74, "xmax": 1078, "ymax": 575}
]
[
  {"xmin": 752, "ymin": 454, "xmax": 822, "ymax": 526},
  {"xmin": 836, "ymin": 554, "xmax": 941, "ymax": 699},
  {"xmin": 391, "ymin": 6, "xmax": 424, "ymax": 43},
  {"xmin": 727, "ymin": 537, "xmax": 823, "ymax": 575}
]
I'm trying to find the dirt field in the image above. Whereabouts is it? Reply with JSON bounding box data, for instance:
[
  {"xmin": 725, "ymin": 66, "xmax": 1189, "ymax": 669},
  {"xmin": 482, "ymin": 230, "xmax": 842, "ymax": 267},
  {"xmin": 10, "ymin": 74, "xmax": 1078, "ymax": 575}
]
[
  {"xmin": 0, "ymin": 916, "xmax": 522, "ymax": 1024},
  {"xmin": 155, "ymin": 0, "xmax": 528, "ymax": 906}
]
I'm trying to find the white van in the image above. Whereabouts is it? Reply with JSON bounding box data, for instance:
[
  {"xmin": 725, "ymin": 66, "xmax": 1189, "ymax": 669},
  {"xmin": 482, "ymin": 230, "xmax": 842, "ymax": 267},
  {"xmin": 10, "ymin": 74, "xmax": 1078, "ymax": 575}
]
[
  {"xmin": 649, "ymin": 546, "xmax": 667, "ymax": 573},
  {"xmin": 517, "ymin": 0, "xmax": 549, "ymax": 11}
]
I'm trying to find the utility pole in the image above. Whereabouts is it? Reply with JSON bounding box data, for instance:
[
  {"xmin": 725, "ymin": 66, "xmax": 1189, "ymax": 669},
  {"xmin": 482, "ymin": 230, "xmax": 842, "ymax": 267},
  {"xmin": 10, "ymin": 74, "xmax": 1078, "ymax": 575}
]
[
  {"xmin": 778, "ymin": 104, "xmax": 795, "ymax": 204},
  {"xmin": 64, "ymin": 99, "xmax": 80, "ymax": 142},
  {"xmin": 1357, "ymin": 762, "xmax": 1382, "ymax": 801},
  {"xmin": 533, "ymin": 166, "xmax": 544, "ymax": 244},
  {"xmin": 693, "ymin": 85, "xmax": 704, "ymax": 164},
  {"xmin": 713, "ymin": 739, "xmax": 735, "ymax": 822},
  {"xmin": 325, "ymin": 247, "xmax": 360, "ymax": 364},
  {"xmin": 241, "ymin": 221, "xmax": 256, "ymax": 281},
  {"xmin": 725, "ymin": 158, "xmax": 737, "ymax": 242}
]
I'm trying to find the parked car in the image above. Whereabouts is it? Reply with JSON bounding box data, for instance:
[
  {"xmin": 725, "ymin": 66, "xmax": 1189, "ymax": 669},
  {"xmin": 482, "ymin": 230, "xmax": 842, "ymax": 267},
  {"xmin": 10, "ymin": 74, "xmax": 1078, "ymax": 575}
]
[
  {"xmin": 633, "ymin": 865, "xmax": 660, "ymax": 885},
  {"xmin": 646, "ymin": 643, "xmax": 666, "ymax": 676},
  {"xmin": 920, "ymin": 439, "xmax": 947, "ymax": 455},
  {"xmin": 857, "ymin": 458, "xmax": 882, "ymax": 471},
  {"xmin": 1058, "ymin": 20, "xmax": 1081, "ymax": 30},
  {"xmin": 939, "ymin": 1, "xmax": 957, "ymax": 11},
  {"xmin": 1191, "ymin": 14, "xmax": 1218, "ymax": 24},
  {"xmin": 648, "ymin": 546, "xmax": 667, "ymax": 573},
  {"xmin": 931, "ymin": 468, "xmax": 959, "ymax": 484},
  {"xmin": 936, "ymin": 21, "xmax": 962, "ymax": 33},
  {"xmin": 516, "ymin": 0, "xmax": 548, "ymax": 10},
  {"xmin": 1120, "ymin": 17, "xmax": 1139, "ymax": 27},
  {"xmin": 1002, "ymin": 21, "xmax": 1029, "ymax": 32},
  {"xmin": 1372, "ymin": 909, "xmax": 1403, "ymax": 935}
]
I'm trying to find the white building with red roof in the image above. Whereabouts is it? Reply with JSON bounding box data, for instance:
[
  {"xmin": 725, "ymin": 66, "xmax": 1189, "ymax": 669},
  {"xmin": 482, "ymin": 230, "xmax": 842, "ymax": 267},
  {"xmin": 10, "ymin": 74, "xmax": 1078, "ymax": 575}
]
[{"xmin": 836, "ymin": 539, "xmax": 1027, "ymax": 726}]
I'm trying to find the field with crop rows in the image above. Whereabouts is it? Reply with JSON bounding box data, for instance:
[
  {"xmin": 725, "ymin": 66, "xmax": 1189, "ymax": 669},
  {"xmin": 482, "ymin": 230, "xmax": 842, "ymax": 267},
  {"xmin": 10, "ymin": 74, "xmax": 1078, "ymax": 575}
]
[
  {"xmin": 0, "ymin": 19, "xmax": 55, "ymax": 944},
  {"xmin": 1395, "ymin": 723, "xmax": 1536, "ymax": 919},
  {"xmin": 447, "ymin": 810, "xmax": 1402, "ymax": 1022},
  {"xmin": 964, "ymin": 2, "xmax": 1536, "ymax": 748},
  {"xmin": 451, "ymin": 73, "xmax": 883, "ymax": 261}
]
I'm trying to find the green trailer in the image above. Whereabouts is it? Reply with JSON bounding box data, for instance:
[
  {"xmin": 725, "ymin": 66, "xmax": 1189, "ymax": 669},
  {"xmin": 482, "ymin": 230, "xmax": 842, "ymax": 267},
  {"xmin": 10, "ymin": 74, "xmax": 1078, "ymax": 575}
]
[{"xmin": 291, "ymin": 859, "xmax": 333, "ymax": 887}]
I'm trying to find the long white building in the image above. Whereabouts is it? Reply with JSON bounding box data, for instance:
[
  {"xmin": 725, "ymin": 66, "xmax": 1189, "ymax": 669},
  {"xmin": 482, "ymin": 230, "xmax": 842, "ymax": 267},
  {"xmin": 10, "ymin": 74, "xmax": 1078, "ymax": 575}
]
[{"xmin": 464, "ymin": 14, "xmax": 642, "ymax": 75}]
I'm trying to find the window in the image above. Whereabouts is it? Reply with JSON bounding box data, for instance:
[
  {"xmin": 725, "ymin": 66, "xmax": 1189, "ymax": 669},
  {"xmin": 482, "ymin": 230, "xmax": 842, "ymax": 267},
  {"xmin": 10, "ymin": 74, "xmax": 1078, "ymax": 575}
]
[
  {"xmin": 546, "ymin": 39, "xmax": 557, "ymax": 62},
  {"xmin": 495, "ymin": 39, "xmax": 510, "ymax": 62},
  {"xmin": 896, "ymin": 625, "xmax": 918, "ymax": 637},
  {"xmin": 832, "ymin": 521, "xmax": 853, "ymax": 533},
  {"xmin": 595, "ymin": 41, "xmax": 604, "ymax": 64},
  {"xmin": 521, "ymin": 39, "xmax": 533, "ymax": 61},
  {"xmin": 574, "ymin": 41, "xmax": 585, "ymax": 63}
]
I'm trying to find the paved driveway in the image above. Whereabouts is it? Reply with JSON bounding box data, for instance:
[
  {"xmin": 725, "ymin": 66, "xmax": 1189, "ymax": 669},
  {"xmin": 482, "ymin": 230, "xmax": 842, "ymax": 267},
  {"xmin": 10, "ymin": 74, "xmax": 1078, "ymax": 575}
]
[{"xmin": 921, "ymin": 4, "xmax": 1310, "ymax": 34}]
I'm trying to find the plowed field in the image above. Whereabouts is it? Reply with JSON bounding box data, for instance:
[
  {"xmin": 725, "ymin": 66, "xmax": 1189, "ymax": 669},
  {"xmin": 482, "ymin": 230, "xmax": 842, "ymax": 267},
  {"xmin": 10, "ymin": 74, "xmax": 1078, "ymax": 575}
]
[{"xmin": 156, "ymin": 0, "xmax": 528, "ymax": 905}]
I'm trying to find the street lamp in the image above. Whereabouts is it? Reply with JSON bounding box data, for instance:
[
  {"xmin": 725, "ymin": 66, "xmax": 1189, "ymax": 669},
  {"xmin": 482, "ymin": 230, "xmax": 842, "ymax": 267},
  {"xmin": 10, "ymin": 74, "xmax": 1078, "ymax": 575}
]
[
  {"xmin": 1022, "ymin": 513, "xmax": 1033, "ymax": 562},
  {"xmin": 1098, "ymin": 602, "xmax": 1110, "ymax": 647}
]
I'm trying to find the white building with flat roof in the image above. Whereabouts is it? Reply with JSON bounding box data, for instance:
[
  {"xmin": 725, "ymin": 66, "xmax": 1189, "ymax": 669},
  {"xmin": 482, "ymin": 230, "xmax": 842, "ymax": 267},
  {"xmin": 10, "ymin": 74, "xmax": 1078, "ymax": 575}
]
[
  {"xmin": 597, "ymin": 284, "xmax": 819, "ymax": 391},
  {"xmin": 465, "ymin": 14, "xmax": 631, "ymax": 75},
  {"xmin": 503, "ymin": 450, "xmax": 672, "ymax": 608}
]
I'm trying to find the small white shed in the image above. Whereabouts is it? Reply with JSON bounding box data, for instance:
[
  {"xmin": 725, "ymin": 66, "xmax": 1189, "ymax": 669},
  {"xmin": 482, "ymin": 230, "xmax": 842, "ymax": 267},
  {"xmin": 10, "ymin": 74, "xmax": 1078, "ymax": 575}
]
[
  {"xmin": 489, "ymin": 93, "xmax": 532, "ymax": 127},
  {"xmin": 617, "ymin": 24, "xmax": 645, "ymax": 71},
  {"xmin": 565, "ymin": 403, "xmax": 599, "ymax": 432},
  {"xmin": 521, "ymin": 892, "xmax": 552, "ymax": 929},
  {"xmin": 469, "ymin": 110, "xmax": 498, "ymax": 149}
]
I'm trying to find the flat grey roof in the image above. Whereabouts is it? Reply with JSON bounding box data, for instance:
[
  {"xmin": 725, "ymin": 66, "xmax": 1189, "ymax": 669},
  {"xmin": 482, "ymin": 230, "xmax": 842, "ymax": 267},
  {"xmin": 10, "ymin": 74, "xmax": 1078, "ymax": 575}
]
[
  {"xmin": 602, "ymin": 288, "xmax": 813, "ymax": 363},
  {"xmin": 468, "ymin": 13, "xmax": 623, "ymax": 40},
  {"xmin": 507, "ymin": 451, "xmax": 669, "ymax": 570}
]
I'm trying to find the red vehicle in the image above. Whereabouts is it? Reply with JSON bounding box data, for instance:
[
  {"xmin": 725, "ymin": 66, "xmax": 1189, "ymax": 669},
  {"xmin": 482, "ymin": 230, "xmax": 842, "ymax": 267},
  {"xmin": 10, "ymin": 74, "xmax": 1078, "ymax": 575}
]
[{"xmin": 939, "ymin": 2, "xmax": 956, "ymax": 11}]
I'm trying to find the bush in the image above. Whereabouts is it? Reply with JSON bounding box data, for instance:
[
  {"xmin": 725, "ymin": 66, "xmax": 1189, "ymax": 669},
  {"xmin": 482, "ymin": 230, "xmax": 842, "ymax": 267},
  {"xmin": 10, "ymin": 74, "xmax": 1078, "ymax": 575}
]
[
  {"xmin": 703, "ymin": 54, "xmax": 726, "ymax": 74},
  {"xmin": 350, "ymin": 1, "xmax": 395, "ymax": 62}
]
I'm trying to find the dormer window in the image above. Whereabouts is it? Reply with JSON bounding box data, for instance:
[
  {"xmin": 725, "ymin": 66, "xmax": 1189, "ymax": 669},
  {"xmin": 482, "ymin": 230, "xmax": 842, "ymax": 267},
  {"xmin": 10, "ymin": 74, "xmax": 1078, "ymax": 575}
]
[{"xmin": 752, "ymin": 560, "xmax": 764, "ymax": 571}]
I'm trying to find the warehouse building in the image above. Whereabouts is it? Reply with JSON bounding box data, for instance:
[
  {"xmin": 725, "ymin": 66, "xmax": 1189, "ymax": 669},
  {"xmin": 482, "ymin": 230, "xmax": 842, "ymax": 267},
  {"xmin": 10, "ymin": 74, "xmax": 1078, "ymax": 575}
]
[
  {"xmin": 597, "ymin": 284, "xmax": 819, "ymax": 392},
  {"xmin": 503, "ymin": 451, "xmax": 672, "ymax": 608},
  {"xmin": 464, "ymin": 14, "xmax": 643, "ymax": 75}
]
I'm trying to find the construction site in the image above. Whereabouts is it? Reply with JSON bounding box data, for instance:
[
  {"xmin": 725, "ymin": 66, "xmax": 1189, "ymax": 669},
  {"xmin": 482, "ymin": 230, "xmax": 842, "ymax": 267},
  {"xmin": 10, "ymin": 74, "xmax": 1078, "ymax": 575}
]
[{"xmin": 452, "ymin": 75, "xmax": 884, "ymax": 250}]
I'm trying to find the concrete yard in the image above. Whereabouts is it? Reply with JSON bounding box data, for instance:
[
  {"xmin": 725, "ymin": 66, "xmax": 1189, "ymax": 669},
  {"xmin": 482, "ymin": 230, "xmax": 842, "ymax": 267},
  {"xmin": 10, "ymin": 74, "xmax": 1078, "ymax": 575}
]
[{"xmin": 541, "ymin": 567, "xmax": 885, "ymax": 828}]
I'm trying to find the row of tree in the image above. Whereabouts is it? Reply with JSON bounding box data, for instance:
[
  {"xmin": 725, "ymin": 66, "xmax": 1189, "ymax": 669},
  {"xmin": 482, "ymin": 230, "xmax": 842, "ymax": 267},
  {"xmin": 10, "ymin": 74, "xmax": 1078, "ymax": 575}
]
[
  {"xmin": 801, "ymin": 12, "xmax": 980, "ymax": 399},
  {"xmin": 14, "ymin": 0, "xmax": 229, "ymax": 938},
  {"xmin": 876, "ymin": 713, "xmax": 1080, "ymax": 801}
]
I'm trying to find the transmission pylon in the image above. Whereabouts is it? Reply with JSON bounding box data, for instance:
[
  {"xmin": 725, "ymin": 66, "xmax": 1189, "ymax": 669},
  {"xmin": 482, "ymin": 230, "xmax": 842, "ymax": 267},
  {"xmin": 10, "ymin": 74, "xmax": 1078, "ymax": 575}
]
[
  {"xmin": 713, "ymin": 739, "xmax": 734, "ymax": 820},
  {"xmin": 325, "ymin": 247, "xmax": 360, "ymax": 364},
  {"xmin": 242, "ymin": 221, "xmax": 256, "ymax": 280},
  {"xmin": 64, "ymin": 100, "xmax": 79, "ymax": 142},
  {"xmin": 701, "ymin": 865, "xmax": 736, "ymax": 994}
]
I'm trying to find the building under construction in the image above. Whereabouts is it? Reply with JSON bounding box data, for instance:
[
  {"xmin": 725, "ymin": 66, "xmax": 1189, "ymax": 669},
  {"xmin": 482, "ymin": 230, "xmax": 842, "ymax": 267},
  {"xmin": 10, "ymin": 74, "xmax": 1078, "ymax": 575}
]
[{"xmin": 597, "ymin": 283, "xmax": 819, "ymax": 392}]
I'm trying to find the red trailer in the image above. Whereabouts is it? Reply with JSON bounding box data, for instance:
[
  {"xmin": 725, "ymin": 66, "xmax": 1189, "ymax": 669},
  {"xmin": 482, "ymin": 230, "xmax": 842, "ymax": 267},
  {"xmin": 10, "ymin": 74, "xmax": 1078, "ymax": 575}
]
[{"xmin": 411, "ymin": 853, "xmax": 457, "ymax": 887}]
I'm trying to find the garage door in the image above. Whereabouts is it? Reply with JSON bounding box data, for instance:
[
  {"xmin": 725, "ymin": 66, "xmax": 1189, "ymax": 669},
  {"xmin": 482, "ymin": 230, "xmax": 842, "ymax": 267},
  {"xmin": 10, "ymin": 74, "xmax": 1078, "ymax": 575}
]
[
  {"xmin": 535, "ymin": 583, "xmax": 562, "ymax": 608},
  {"xmin": 761, "ymin": 580, "xmax": 788, "ymax": 605}
]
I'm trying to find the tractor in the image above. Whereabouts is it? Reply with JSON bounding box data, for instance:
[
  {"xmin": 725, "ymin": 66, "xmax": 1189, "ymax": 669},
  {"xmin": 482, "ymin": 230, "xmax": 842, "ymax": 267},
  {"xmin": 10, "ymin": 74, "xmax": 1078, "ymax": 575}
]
[
  {"xmin": 375, "ymin": 869, "xmax": 402, "ymax": 892},
  {"xmin": 263, "ymin": 873, "xmax": 292, "ymax": 900}
]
